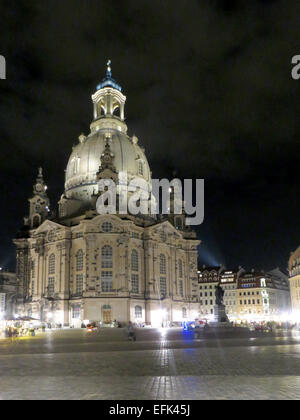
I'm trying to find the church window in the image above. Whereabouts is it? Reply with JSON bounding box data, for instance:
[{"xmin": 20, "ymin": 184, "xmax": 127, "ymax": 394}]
[
  {"xmin": 72, "ymin": 304, "xmax": 81, "ymax": 319},
  {"xmin": 33, "ymin": 215, "xmax": 40, "ymax": 228},
  {"xmin": 102, "ymin": 222, "xmax": 113, "ymax": 232},
  {"xmin": 113, "ymin": 105, "xmax": 120, "ymax": 117},
  {"xmin": 131, "ymin": 274, "xmax": 139, "ymax": 293},
  {"xmin": 179, "ymin": 280, "xmax": 183, "ymax": 297},
  {"xmin": 160, "ymin": 232, "xmax": 167, "ymax": 242},
  {"xmin": 101, "ymin": 271, "xmax": 113, "ymax": 292},
  {"xmin": 138, "ymin": 161, "xmax": 143, "ymax": 176},
  {"xmin": 135, "ymin": 306, "xmax": 142, "ymax": 318},
  {"xmin": 31, "ymin": 260, "xmax": 35, "ymax": 278},
  {"xmin": 72, "ymin": 157, "xmax": 80, "ymax": 175},
  {"xmin": 131, "ymin": 250, "xmax": 139, "ymax": 272},
  {"xmin": 101, "ymin": 245, "xmax": 113, "ymax": 268},
  {"xmin": 48, "ymin": 231, "xmax": 55, "ymax": 242},
  {"xmin": 160, "ymin": 254, "xmax": 166, "ymax": 275},
  {"xmin": 160, "ymin": 277, "xmax": 167, "ymax": 297},
  {"xmin": 76, "ymin": 274, "xmax": 83, "ymax": 295},
  {"xmin": 48, "ymin": 277, "xmax": 55, "ymax": 294},
  {"xmin": 76, "ymin": 250, "xmax": 84, "ymax": 271},
  {"xmin": 182, "ymin": 307, "xmax": 187, "ymax": 318},
  {"xmin": 178, "ymin": 260, "xmax": 183, "ymax": 278},
  {"xmin": 48, "ymin": 254, "xmax": 55, "ymax": 275}
]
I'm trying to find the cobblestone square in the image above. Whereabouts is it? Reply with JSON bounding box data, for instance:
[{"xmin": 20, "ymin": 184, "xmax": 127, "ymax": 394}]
[{"xmin": 1, "ymin": 328, "xmax": 300, "ymax": 399}]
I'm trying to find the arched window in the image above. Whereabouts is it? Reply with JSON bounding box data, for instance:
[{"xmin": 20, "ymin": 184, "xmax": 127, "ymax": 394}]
[
  {"xmin": 48, "ymin": 230, "xmax": 55, "ymax": 242},
  {"xmin": 102, "ymin": 245, "xmax": 113, "ymax": 268},
  {"xmin": 138, "ymin": 161, "xmax": 143, "ymax": 176},
  {"xmin": 178, "ymin": 260, "xmax": 183, "ymax": 278},
  {"xmin": 32, "ymin": 215, "xmax": 40, "ymax": 228},
  {"xmin": 160, "ymin": 231, "xmax": 167, "ymax": 242},
  {"xmin": 31, "ymin": 260, "xmax": 35, "ymax": 278},
  {"xmin": 135, "ymin": 306, "xmax": 142, "ymax": 319},
  {"xmin": 131, "ymin": 250, "xmax": 139, "ymax": 272},
  {"xmin": 182, "ymin": 307, "xmax": 187, "ymax": 318},
  {"xmin": 76, "ymin": 249, "xmax": 83, "ymax": 271},
  {"xmin": 72, "ymin": 157, "xmax": 80, "ymax": 175},
  {"xmin": 113, "ymin": 105, "xmax": 120, "ymax": 117},
  {"xmin": 160, "ymin": 254, "xmax": 166, "ymax": 275},
  {"xmin": 48, "ymin": 254, "xmax": 55, "ymax": 275}
]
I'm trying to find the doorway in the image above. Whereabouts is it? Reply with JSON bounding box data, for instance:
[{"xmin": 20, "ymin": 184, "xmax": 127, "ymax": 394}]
[{"xmin": 102, "ymin": 305, "xmax": 112, "ymax": 324}]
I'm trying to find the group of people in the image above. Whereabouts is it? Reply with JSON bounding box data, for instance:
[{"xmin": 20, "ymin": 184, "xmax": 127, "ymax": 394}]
[{"xmin": 3, "ymin": 326, "xmax": 36, "ymax": 337}]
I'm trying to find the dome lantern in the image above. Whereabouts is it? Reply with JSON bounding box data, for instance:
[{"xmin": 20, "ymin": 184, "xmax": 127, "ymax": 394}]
[{"xmin": 91, "ymin": 60, "xmax": 126, "ymax": 130}]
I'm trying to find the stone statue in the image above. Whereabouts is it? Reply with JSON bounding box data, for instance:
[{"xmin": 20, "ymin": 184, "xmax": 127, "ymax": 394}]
[{"xmin": 215, "ymin": 284, "xmax": 224, "ymax": 306}]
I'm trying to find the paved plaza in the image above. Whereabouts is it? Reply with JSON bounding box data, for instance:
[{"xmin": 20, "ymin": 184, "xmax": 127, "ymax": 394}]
[{"xmin": 1, "ymin": 327, "xmax": 300, "ymax": 399}]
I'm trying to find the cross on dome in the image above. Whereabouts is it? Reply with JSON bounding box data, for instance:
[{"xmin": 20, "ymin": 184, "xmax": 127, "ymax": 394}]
[
  {"xmin": 106, "ymin": 59, "xmax": 112, "ymax": 77},
  {"xmin": 96, "ymin": 59, "xmax": 122, "ymax": 92}
]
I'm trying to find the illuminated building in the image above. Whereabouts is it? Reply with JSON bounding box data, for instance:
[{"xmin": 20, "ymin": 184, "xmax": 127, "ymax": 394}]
[
  {"xmin": 198, "ymin": 266, "xmax": 243, "ymax": 321},
  {"xmin": 198, "ymin": 266, "xmax": 221, "ymax": 318},
  {"xmin": 237, "ymin": 269, "xmax": 290, "ymax": 322},
  {"xmin": 0, "ymin": 271, "xmax": 17, "ymax": 317},
  {"xmin": 13, "ymin": 62, "xmax": 200, "ymax": 327},
  {"xmin": 289, "ymin": 247, "xmax": 300, "ymax": 317}
]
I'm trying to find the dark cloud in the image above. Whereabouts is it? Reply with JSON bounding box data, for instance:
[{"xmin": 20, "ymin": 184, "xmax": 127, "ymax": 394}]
[{"xmin": 0, "ymin": 0, "xmax": 299, "ymax": 270}]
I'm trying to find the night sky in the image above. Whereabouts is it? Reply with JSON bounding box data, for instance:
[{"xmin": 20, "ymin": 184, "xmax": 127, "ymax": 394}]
[{"xmin": 1, "ymin": 0, "xmax": 300, "ymax": 272}]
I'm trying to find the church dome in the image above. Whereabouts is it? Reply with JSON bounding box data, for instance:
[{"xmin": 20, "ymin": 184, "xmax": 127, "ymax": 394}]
[
  {"xmin": 65, "ymin": 130, "xmax": 151, "ymax": 199},
  {"xmin": 60, "ymin": 61, "xmax": 152, "ymax": 218}
]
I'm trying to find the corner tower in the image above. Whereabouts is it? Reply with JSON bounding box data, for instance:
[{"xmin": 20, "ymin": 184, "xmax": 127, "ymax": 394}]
[{"xmin": 26, "ymin": 167, "xmax": 50, "ymax": 229}]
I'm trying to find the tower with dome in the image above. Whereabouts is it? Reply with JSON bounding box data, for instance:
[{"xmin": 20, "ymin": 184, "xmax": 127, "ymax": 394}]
[{"xmin": 14, "ymin": 62, "xmax": 200, "ymax": 326}]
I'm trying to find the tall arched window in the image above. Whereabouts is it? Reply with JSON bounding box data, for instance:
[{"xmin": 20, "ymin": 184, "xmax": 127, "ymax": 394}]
[
  {"xmin": 48, "ymin": 254, "xmax": 55, "ymax": 275},
  {"xmin": 76, "ymin": 249, "xmax": 83, "ymax": 271},
  {"xmin": 32, "ymin": 215, "xmax": 40, "ymax": 228},
  {"xmin": 160, "ymin": 254, "xmax": 167, "ymax": 297},
  {"xmin": 138, "ymin": 161, "xmax": 143, "ymax": 176},
  {"xmin": 101, "ymin": 245, "xmax": 113, "ymax": 292},
  {"xmin": 160, "ymin": 254, "xmax": 166, "ymax": 274},
  {"xmin": 131, "ymin": 250, "xmax": 139, "ymax": 293},
  {"xmin": 131, "ymin": 250, "xmax": 139, "ymax": 272},
  {"xmin": 178, "ymin": 260, "xmax": 183, "ymax": 278},
  {"xmin": 102, "ymin": 245, "xmax": 113, "ymax": 268},
  {"xmin": 31, "ymin": 260, "xmax": 35, "ymax": 278}
]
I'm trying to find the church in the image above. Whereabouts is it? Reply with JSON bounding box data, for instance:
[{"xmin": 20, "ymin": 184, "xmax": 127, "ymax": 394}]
[{"xmin": 14, "ymin": 62, "xmax": 200, "ymax": 327}]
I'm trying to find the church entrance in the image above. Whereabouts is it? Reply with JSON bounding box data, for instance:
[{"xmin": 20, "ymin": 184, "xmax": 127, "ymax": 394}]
[{"xmin": 102, "ymin": 305, "xmax": 112, "ymax": 324}]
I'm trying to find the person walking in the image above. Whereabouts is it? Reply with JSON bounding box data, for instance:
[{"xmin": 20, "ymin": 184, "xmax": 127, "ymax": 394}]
[{"xmin": 127, "ymin": 321, "xmax": 136, "ymax": 341}]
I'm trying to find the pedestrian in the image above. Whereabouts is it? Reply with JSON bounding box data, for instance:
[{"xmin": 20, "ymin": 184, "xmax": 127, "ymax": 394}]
[{"xmin": 127, "ymin": 321, "xmax": 136, "ymax": 341}]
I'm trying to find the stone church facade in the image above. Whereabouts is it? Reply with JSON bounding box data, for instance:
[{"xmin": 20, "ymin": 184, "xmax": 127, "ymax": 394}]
[{"xmin": 14, "ymin": 62, "xmax": 200, "ymax": 327}]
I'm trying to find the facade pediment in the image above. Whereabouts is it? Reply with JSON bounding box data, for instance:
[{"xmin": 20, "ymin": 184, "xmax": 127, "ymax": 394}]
[
  {"xmin": 146, "ymin": 220, "xmax": 183, "ymax": 239},
  {"xmin": 32, "ymin": 220, "xmax": 66, "ymax": 236}
]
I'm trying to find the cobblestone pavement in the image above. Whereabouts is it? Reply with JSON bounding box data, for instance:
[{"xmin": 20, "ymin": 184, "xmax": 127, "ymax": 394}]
[{"xmin": 1, "ymin": 328, "xmax": 300, "ymax": 399}]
